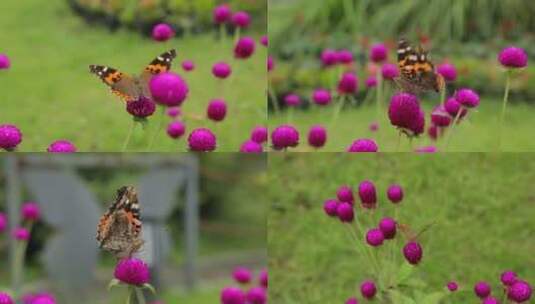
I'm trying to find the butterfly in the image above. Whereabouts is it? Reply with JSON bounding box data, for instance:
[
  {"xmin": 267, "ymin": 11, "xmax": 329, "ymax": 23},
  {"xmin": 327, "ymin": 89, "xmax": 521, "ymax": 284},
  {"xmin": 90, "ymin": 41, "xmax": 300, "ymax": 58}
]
[
  {"xmin": 394, "ymin": 38, "xmax": 444, "ymax": 95},
  {"xmin": 89, "ymin": 49, "xmax": 177, "ymax": 102},
  {"xmin": 398, "ymin": 221, "xmax": 436, "ymax": 242},
  {"xmin": 96, "ymin": 186, "xmax": 144, "ymax": 259}
]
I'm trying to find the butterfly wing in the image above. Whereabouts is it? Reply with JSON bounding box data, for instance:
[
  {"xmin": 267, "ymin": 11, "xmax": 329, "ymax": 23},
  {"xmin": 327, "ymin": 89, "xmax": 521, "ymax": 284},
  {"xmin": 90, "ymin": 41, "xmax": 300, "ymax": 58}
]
[
  {"xmin": 89, "ymin": 65, "xmax": 139, "ymax": 102},
  {"xmin": 139, "ymin": 49, "xmax": 177, "ymax": 97},
  {"xmin": 395, "ymin": 39, "xmax": 442, "ymax": 93}
]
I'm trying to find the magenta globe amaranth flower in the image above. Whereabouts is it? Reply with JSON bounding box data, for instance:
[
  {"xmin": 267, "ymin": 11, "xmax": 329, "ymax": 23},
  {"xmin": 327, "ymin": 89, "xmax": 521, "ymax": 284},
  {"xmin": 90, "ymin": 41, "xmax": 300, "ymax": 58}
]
[
  {"xmin": 233, "ymin": 266, "xmax": 252, "ymax": 284},
  {"xmin": 0, "ymin": 54, "xmax": 10, "ymax": 70},
  {"xmin": 501, "ymin": 270, "xmax": 518, "ymax": 286},
  {"xmin": 23, "ymin": 293, "xmax": 56, "ymax": 304},
  {"xmin": 126, "ymin": 96, "xmax": 156, "ymax": 118},
  {"xmin": 21, "ymin": 202, "xmax": 41, "ymax": 221},
  {"xmin": 250, "ymin": 126, "xmax": 268, "ymax": 144},
  {"xmin": 12, "ymin": 227, "xmax": 30, "ymax": 241},
  {"xmin": 166, "ymin": 106, "xmax": 181, "ymax": 118},
  {"xmin": 447, "ymin": 281, "xmax": 458, "ymax": 292},
  {"xmin": 149, "ymin": 72, "xmax": 189, "ymax": 107},
  {"xmin": 387, "ymin": 184, "xmax": 403, "ymax": 204},
  {"xmin": 0, "ymin": 124, "xmax": 22, "ymax": 151},
  {"xmin": 381, "ymin": 63, "xmax": 399, "ymax": 80},
  {"xmin": 234, "ymin": 37, "xmax": 256, "ymax": 59},
  {"xmin": 409, "ymin": 109, "xmax": 425, "ymax": 136},
  {"xmin": 336, "ymin": 202, "xmax": 354, "ymax": 222},
  {"xmin": 345, "ymin": 297, "xmax": 359, "ymax": 304},
  {"xmin": 415, "ymin": 145, "xmax": 438, "ymax": 153},
  {"xmin": 246, "ymin": 287, "xmax": 266, "ymax": 304},
  {"xmin": 369, "ymin": 122, "xmax": 379, "ymax": 132},
  {"xmin": 474, "ymin": 281, "xmax": 492, "ymax": 299},
  {"xmin": 320, "ymin": 49, "xmax": 338, "ymax": 67},
  {"xmin": 498, "ymin": 47, "xmax": 528, "ymax": 68},
  {"xmin": 181, "ymin": 60, "xmax": 195, "ymax": 72},
  {"xmin": 267, "ymin": 56, "xmax": 274, "ymax": 71},
  {"xmin": 482, "ymin": 297, "xmax": 500, "ymax": 304},
  {"xmin": 508, "ymin": 280, "xmax": 532, "ymax": 302},
  {"xmin": 444, "ymin": 97, "xmax": 467, "ymax": 119},
  {"xmin": 403, "ymin": 241, "xmax": 423, "ymax": 265},
  {"xmin": 336, "ymin": 185, "xmax": 354, "ymax": 204},
  {"xmin": 312, "ymin": 89, "xmax": 331, "ymax": 106},
  {"xmin": 437, "ymin": 63, "xmax": 457, "ymax": 82},
  {"xmin": 240, "ymin": 140, "xmax": 263, "ymax": 153},
  {"xmin": 360, "ymin": 281, "xmax": 377, "ymax": 299},
  {"xmin": 347, "ymin": 139, "xmax": 378, "ymax": 152},
  {"xmin": 232, "ymin": 11, "xmax": 251, "ymax": 28},
  {"xmin": 428, "ymin": 124, "xmax": 439, "ymax": 141},
  {"xmin": 370, "ymin": 43, "xmax": 388, "ymax": 63},
  {"xmin": 207, "ymin": 99, "xmax": 227, "ymax": 121},
  {"xmin": 114, "ymin": 258, "xmax": 150, "ymax": 286},
  {"xmin": 151, "ymin": 23, "xmax": 174, "ymax": 42},
  {"xmin": 431, "ymin": 105, "xmax": 451, "ymax": 127},
  {"xmin": 260, "ymin": 35, "xmax": 268, "ymax": 47},
  {"xmin": 188, "ymin": 128, "xmax": 216, "ymax": 152},
  {"xmin": 213, "ymin": 4, "xmax": 231, "ymax": 24},
  {"xmin": 338, "ymin": 49, "xmax": 354, "ymax": 64},
  {"xmin": 271, "ymin": 125, "xmax": 299, "ymax": 150},
  {"xmin": 323, "ymin": 199, "xmax": 339, "ymax": 217},
  {"xmin": 166, "ymin": 121, "xmax": 186, "ymax": 139},
  {"xmin": 221, "ymin": 287, "xmax": 245, "ymax": 304},
  {"xmin": 366, "ymin": 228, "xmax": 384, "ymax": 247},
  {"xmin": 455, "ymin": 88, "xmax": 479, "ymax": 108},
  {"xmin": 365, "ymin": 76, "xmax": 377, "ymax": 88},
  {"xmin": 307, "ymin": 125, "xmax": 327, "ymax": 148},
  {"xmin": 0, "ymin": 212, "xmax": 7, "ymax": 233},
  {"xmin": 358, "ymin": 180, "xmax": 377, "ymax": 208},
  {"xmin": 379, "ymin": 217, "xmax": 396, "ymax": 239},
  {"xmin": 47, "ymin": 140, "xmax": 77, "ymax": 153},
  {"xmin": 258, "ymin": 269, "xmax": 268, "ymax": 288},
  {"xmin": 0, "ymin": 292, "xmax": 13, "ymax": 304},
  {"xmin": 284, "ymin": 94, "xmax": 301, "ymax": 107},
  {"xmin": 388, "ymin": 93, "xmax": 421, "ymax": 133},
  {"xmin": 212, "ymin": 62, "xmax": 232, "ymax": 79},
  {"xmin": 338, "ymin": 72, "xmax": 358, "ymax": 95}
]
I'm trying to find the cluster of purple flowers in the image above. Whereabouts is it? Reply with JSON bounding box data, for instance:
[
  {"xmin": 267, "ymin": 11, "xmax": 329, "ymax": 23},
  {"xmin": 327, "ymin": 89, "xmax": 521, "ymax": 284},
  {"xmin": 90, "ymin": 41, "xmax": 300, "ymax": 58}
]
[
  {"xmin": 320, "ymin": 49, "xmax": 354, "ymax": 67},
  {"xmin": 213, "ymin": 4, "xmax": 251, "ymax": 29},
  {"xmin": 220, "ymin": 267, "xmax": 268, "ymax": 304}
]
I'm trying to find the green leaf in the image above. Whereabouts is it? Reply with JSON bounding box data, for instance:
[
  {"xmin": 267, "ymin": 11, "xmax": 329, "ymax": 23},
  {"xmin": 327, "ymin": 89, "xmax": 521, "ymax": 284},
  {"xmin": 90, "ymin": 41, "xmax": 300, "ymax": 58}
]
[
  {"xmin": 107, "ymin": 278, "xmax": 122, "ymax": 291},
  {"xmin": 141, "ymin": 283, "xmax": 156, "ymax": 294},
  {"xmin": 421, "ymin": 291, "xmax": 448, "ymax": 304},
  {"xmin": 396, "ymin": 262, "xmax": 415, "ymax": 285}
]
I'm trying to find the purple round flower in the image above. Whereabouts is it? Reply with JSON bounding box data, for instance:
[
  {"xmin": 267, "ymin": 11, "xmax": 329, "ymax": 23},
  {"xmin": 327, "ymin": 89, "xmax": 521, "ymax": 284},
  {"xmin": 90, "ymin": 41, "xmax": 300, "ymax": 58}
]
[
  {"xmin": 246, "ymin": 287, "xmax": 266, "ymax": 304},
  {"xmin": 403, "ymin": 241, "xmax": 423, "ymax": 265},
  {"xmin": 260, "ymin": 35, "xmax": 268, "ymax": 47},
  {"xmin": 250, "ymin": 126, "xmax": 268, "ymax": 144},
  {"xmin": 365, "ymin": 76, "xmax": 377, "ymax": 88},
  {"xmin": 336, "ymin": 202, "xmax": 354, "ymax": 222},
  {"xmin": 323, "ymin": 199, "xmax": 339, "ymax": 217},
  {"xmin": 360, "ymin": 281, "xmax": 377, "ymax": 299},
  {"xmin": 347, "ymin": 139, "xmax": 378, "ymax": 152},
  {"xmin": 167, "ymin": 106, "xmax": 181, "ymax": 118},
  {"xmin": 151, "ymin": 23, "xmax": 174, "ymax": 42},
  {"xmin": 167, "ymin": 121, "xmax": 186, "ymax": 139},
  {"xmin": 221, "ymin": 287, "xmax": 245, "ymax": 304},
  {"xmin": 284, "ymin": 94, "xmax": 301, "ymax": 107},
  {"xmin": 338, "ymin": 49, "xmax": 354, "ymax": 64},
  {"xmin": 23, "ymin": 293, "xmax": 56, "ymax": 304},
  {"xmin": 387, "ymin": 184, "xmax": 403, "ymax": 204},
  {"xmin": 381, "ymin": 63, "xmax": 399, "ymax": 80},
  {"xmin": 366, "ymin": 228, "xmax": 384, "ymax": 247},
  {"xmin": 213, "ymin": 4, "xmax": 232, "ymax": 24},
  {"xmin": 188, "ymin": 128, "xmax": 216, "ymax": 152},
  {"xmin": 498, "ymin": 46, "xmax": 528, "ymax": 68},
  {"xmin": 0, "ymin": 212, "xmax": 7, "ymax": 233},
  {"xmin": 482, "ymin": 297, "xmax": 500, "ymax": 304},
  {"xmin": 212, "ymin": 62, "xmax": 232, "ymax": 79},
  {"xmin": 444, "ymin": 97, "xmax": 467, "ymax": 119},
  {"xmin": 233, "ymin": 266, "xmax": 252, "ymax": 284},
  {"xmin": 508, "ymin": 280, "xmax": 532, "ymax": 303},
  {"xmin": 312, "ymin": 89, "xmax": 332, "ymax": 106},
  {"xmin": 474, "ymin": 281, "xmax": 492, "ymax": 299},
  {"xmin": 307, "ymin": 125, "xmax": 327, "ymax": 148},
  {"xmin": 0, "ymin": 54, "xmax": 10, "ymax": 70},
  {"xmin": 12, "ymin": 227, "xmax": 30, "ymax": 241},
  {"xmin": 369, "ymin": 122, "xmax": 379, "ymax": 132},
  {"xmin": 259, "ymin": 269, "xmax": 268, "ymax": 288},
  {"xmin": 114, "ymin": 258, "xmax": 150, "ymax": 286},
  {"xmin": 320, "ymin": 49, "xmax": 338, "ymax": 67},
  {"xmin": 447, "ymin": 281, "xmax": 458, "ymax": 292},
  {"xmin": 337, "ymin": 185, "xmax": 354, "ymax": 204},
  {"xmin": 358, "ymin": 180, "xmax": 377, "ymax": 208},
  {"xmin": 240, "ymin": 140, "xmax": 263, "ymax": 153},
  {"xmin": 370, "ymin": 43, "xmax": 388, "ymax": 63},
  {"xmin": 437, "ymin": 63, "xmax": 457, "ymax": 82},
  {"xmin": 181, "ymin": 60, "xmax": 195, "ymax": 72},
  {"xmin": 338, "ymin": 72, "xmax": 358, "ymax": 95},
  {"xmin": 267, "ymin": 56, "xmax": 274, "ymax": 71},
  {"xmin": 47, "ymin": 140, "xmax": 77, "ymax": 153},
  {"xmin": 207, "ymin": 99, "xmax": 227, "ymax": 122},
  {"xmin": 126, "ymin": 96, "xmax": 156, "ymax": 118},
  {"xmin": 454, "ymin": 88, "xmax": 480, "ymax": 108},
  {"xmin": 0, "ymin": 292, "xmax": 13, "ymax": 304},
  {"xmin": 0, "ymin": 124, "xmax": 22, "ymax": 151},
  {"xmin": 415, "ymin": 145, "xmax": 438, "ymax": 153},
  {"xmin": 388, "ymin": 93, "xmax": 421, "ymax": 132},
  {"xmin": 21, "ymin": 202, "xmax": 40, "ymax": 221},
  {"xmin": 379, "ymin": 217, "xmax": 396, "ymax": 239},
  {"xmin": 409, "ymin": 109, "xmax": 425, "ymax": 136},
  {"xmin": 345, "ymin": 297, "xmax": 359, "ymax": 304},
  {"xmin": 431, "ymin": 105, "xmax": 451, "ymax": 127},
  {"xmin": 271, "ymin": 125, "xmax": 299, "ymax": 150},
  {"xmin": 149, "ymin": 72, "xmax": 189, "ymax": 107},
  {"xmin": 234, "ymin": 37, "xmax": 256, "ymax": 59},
  {"xmin": 428, "ymin": 125, "xmax": 439, "ymax": 141},
  {"xmin": 501, "ymin": 270, "xmax": 518, "ymax": 286},
  {"xmin": 232, "ymin": 11, "xmax": 251, "ymax": 28}
]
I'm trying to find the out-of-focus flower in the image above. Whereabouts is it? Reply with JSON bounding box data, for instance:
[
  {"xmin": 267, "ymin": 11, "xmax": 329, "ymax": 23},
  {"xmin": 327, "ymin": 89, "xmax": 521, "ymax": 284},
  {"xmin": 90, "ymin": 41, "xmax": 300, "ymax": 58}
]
[
  {"xmin": 149, "ymin": 72, "xmax": 189, "ymax": 107},
  {"xmin": 365, "ymin": 76, "xmax": 377, "ymax": 88},
  {"xmin": 454, "ymin": 88, "xmax": 480, "ymax": 108},
  {"xmin": 498, "ymin": 46, "xmax": 528, "ymax": 68},
  {"xmin": 206, "ymin": 99, "xmax": 227, "ymax": 121},
  {"xmin": 47, "ymin": 140, "xmax": 77, "ymax": 153},
  {"xmin": 240, "ymin": 140, "xmax": 263, "ymax": 153},
  {"xmin": 437, "ymin": 63, "xmax": 457, "ymax": 82},
  {"xmin": 233, "ymin": 267, "xmax": 252, "ymax": 284},
  {"xmin": 284, "ymin": 94, "xmax": 301, "ymax": 107},
  {"xmin": 21, "ymin": 202, "xmax": 40, "ymax": 221},
  {"xmin": 151, "ymin": 23, "xmax": 174, "ymax": 42},
  {"xmin": 271, "ymin": 125, "xmax": 299, "ymax": 150},
  {"xmin": 166, "ymin": 121, "xmax": 186, "ymax": 139},
  {"xmin": 403, "ymin": 242, "xmax": 423, "ymax": 265},
  {"xmin": 0, "ymin": 124, "xmax": 22, "ymax": 151},
  {"xmin": 338, "ymin": 49, "xmax": 354, "ymax": 64},
  {"xmin": 188, "ymin": 128, "xmax": 216, "ymax": 152},
  {"xmin": 360, "ymin": 281, "xmax": 377, "ymax": 299},
  {"xmin": 234, "ymin": 37, "xmax": 256, "ymax": 59},
  {"xmin": 12, "ymin": 227, "xmax": 30, "ymax": 241},
  {"xmin": 474, "ymin": 281, "xmax": 491, "ymax": 299},
  {"xmin": 213, "ymin": 4, "xmax": 232, "ymax": 24},
  {"xmin": 0, "ymin": 54, "xmax": 10, "ymax": 70},
  {"xmin": 212, "ymin": 62, "xmax": 232, "ymax": 79},
  {"xmin": 338, "ymin": 72, "xmax": 358, "ymax": 95},
  {"xmin": 370, "ymin": 43, "xmax": 388, "ymax": 63},
  {"xmin": 321, "ymin": 49, "xmax": 338, "ymax": 67},
  {"xmin": 260, "ymin": 36, "xmax": 268, "ymax": 47},
  {"xmin": 347, "ymin": 139, "xmax": 378, "ymax": 153},
  {"xmin": 182, "ymin": 60, "xmax": 195, "ymax": 72},
  {"xmin": 250, "ymin": 126, "xmax": 268, "ymax": 144},
  {"xmin": 381, "ymin": 63, "xmax": 399, "ymax": 80},
  {"xmin": 307, "ymin": 125, "xmax": 327, "ymax": 148},
  {"xmin": 114, "ymin": 258, "xmax": 150, "ymax": 286},
  {"xmin": 312, "ymin": 89, "xmax": 332, "ymax": 106},
  {"xmin": 232, "ymin": 11, "xmax": 251, "ymax": 28},
  {"xmin": 221, "ymin": 287, "xmax": 245, "ymax": 304}
]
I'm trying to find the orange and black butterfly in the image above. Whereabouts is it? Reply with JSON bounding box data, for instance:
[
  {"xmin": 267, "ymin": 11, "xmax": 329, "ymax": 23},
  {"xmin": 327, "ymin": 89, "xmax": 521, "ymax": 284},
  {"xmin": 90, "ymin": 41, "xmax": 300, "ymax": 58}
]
[
  {"xmin": 89, "ymin": 49, "xmax": 176, "ymax": 102},
  {"xmin": 398, "ymin": 221, "xmax": 436, "ymax": 242},
  {"xmin": 395, "ymin": 39, "xmax": 444, "ymax": 95}
]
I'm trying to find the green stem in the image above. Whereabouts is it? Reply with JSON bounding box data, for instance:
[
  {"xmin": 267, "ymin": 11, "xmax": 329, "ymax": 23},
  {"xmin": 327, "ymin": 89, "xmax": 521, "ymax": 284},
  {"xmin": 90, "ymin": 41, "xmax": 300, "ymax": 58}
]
[
  {"xmin": 233, "ymin": 27, "xmax": 241, "ymax": 45},
  {"xmin": 395, "ymin": 130, "xmax": 402, "ymax": 152},
  {"xmin": 122, "ymin": 120, "xmax": 137, "ymax": 152},
  {"xmin": 268, "ymin": 86, "xmax": 280, "ymax": 113},
  {"xmin": 219, "ymin": 24, "xmax": 225, "ymax": 43},
  {"xmin": 498, "ymin": 71, "xmax": 512, "ymax": 151},
  {"xmin": 147, "ymin": 106, "xmax": 166, "ymax": 150},
  {"xmin": 443, "ymin": 107, "xmax": 463, "ymax": 151},
  {"xmin": 440, "ymin": 84, "xmax": 446, "ymax": 106},
  {"xmin": 287, "ymin": 107, "xmax": 294, "ymax": 123},
  {"xmin": 330, "ymin": 94, "xmax": 346, "ymax": 128},
  {"xmin": 135, "ymin": 287, "xmax": 147, "ymax": 304},
  {"xmin": 376, "ymin": 73, "xmax": 384, "ymax": 145}
]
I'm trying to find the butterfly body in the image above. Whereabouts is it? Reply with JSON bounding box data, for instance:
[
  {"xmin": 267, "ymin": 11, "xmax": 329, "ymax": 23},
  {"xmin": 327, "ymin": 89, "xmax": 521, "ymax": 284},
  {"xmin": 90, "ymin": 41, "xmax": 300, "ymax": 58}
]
[{"xmin": 90, "ymin": 49, "xmax": 177, "ymax": 102}]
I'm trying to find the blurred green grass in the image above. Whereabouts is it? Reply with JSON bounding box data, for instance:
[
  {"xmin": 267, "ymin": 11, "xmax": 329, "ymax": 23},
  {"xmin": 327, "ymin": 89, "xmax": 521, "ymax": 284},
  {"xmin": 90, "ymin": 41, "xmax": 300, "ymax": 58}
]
[
  {"xmin": 0, "ymin": 0, "xmax": 266, "ymax": 152},
  {"xmin": 268, "ymin": 154, "xmax": 535, "ymax": 303}
]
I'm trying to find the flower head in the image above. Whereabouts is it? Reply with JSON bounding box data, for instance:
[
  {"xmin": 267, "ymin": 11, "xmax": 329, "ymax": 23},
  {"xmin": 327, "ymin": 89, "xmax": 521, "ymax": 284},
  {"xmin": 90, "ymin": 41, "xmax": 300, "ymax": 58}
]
[
  {"xmin": 347, "ymin": 139, "xmax": 378, "ymax": 152},
  {"xmin": 167, "ymin": 121, "xmax": 186, "ymax": 139},
  {"xmin": 232, "ymin": 11, "xmax": 251, "ymax": 28},
  {"xmin": 258, "ymin": 269, "xmax": 268, "ymax": 288},
  {"xmin": 0, "ymin": 292, "xmax": 13, "ymax": 304},
  {"xmin": 415, "ymin": 145, "xmax": 438, "ymax": 153},
  {"xmin": 0, "ymin": 124, "xmax": 22, "ymax": 151},
  {"xmin": 431, "ymin": 105, "xmax": 452, "ymax": 127},
  {"xmin": 338, "ymin": 49, "xmax": 354, "ymax": 64},
  {"xmin": 307, "ymin": 125, "xmax": 327, "ymax": 148},
  {"xmin": 0, "ymin": 54, "xmax": 10, "ymax": 70},
  {"xmin": 337, "ymin": 72, "xmax": 358, "ymax": 94},
  {"xmin": 149, "ymin": 72, "xmax": 189, "ymax": 107},
  {"xmin": 151, "ymin": 23, "xmax": 174, "ymax": 42},
  {"xmin": 271, "ymin": 125, "xmax": 299, "ymax": 150},
  {"xmin": 221, "ymin": 287, "xmax": 245, "ymax": 304},
  {"xmin": 474, "ymin": 281, "xmax": 491, "ymax": 298},
  {"xmin": 22, "ymin": 293, "xmax": 56, "ymax": 304},
  {"xmin": 114, "ymin": 258, "xmax": 150, "ymax": 286},
  {"xmin": 370, "ymin": 43, "xmax": 388, "ymax": 63},
  {"xmin": 381, "ymin": 63, "xmax": 399, "ymax": 80},
  {"xmin": 447, "ymin": 281, "xmax": 458, "ymax": 292},
  {"xmin": 387, "ymin": 184, "xmax": 403, "ymax": 204},
  {"xmin": 482, "ymin": 297, "xmax": 500, "ymax": 304},
  {"xmin": 437, "ymin": 63, "xmax": 457, "ymax": 81},
  {"xmin": 234, "ymin": 37, "xmax": 256, "ymax": 59},
  {"xmin": 403, "ymin": 241, "xmax": 423, "ymax": 265},
  {"xmin": 12, "ymin": 227, "xmax": 30, "ymax": 241},
  {"xmin": 126, "ymin": 96, "xmax": 156, "ymax": 118},
  {"xmin": 428, "ymin": 125, "xmax": 439, "ymax": 141},
  {"xmin": 336, "ymin": 202, "xmax": 354, "ymax": 222},
  {"xmin": 323, "ymin": 199, "xmax": 339, "ymax": 217},
  {"xmin": 498, "ymin": 46, "xmax": 528, "ymax": 68},
  {"xmin": 366, "ymin": 228, "xmax": 384, "ymax": 247},
  {"xmin": 22, "ymin": 202, "xmax": 41, "ymax": 221},
  {"xmin": 388, "ymin": 93, "xmax": 421, "ymax": 134},
  {"xmin": 0, "ymin": 212, "xmax": 7, "ymax": 233},
  {"xmin": 240, "ymin": 140, "xmax": 263, "ymax": 153},
  {"xmin": 250, "ymin": 126, "xmax": 268, "ymax": 144},
  {"xmin": 267, "ymin": 56, "xmax": 274, "ymax": 71},
  {"xmin": 360, "ymin": 281, "xmax": 377, "ymax": 299},
  {"xmin": 501, "ymin": 270, "xmax": 518, "ymax": 286},
  {"xmin": 213, "ymin": 4, "xmax": 232, "ymax": 24},
  {"xmin": 365, "ymin": 76, "xmax": 377, "ymax": 88},
  {"xmin": 181, "ymin": 60, "xmax": 195, "ymax": 72},
  {"xmin": 508, "ymin": 280, "xmax": 532, "ymax": 302},
  {"xmin": 444, "ymin": 97, "xmax": 467, "ymax": 119},
  {"xmin": 454, "ymin": 88, "xmax": 480, "ymax": 108},
  {"xmin": 166, "ymin": 107, "xmax": 181, "ymax": 118},
  {"xmin": 379, "ymin": 217, "xmax": 396, "ymax": 239},
  {"xmin": 260, "ymin": 36, "xmax": 268, "ymax": 47},
  {"xmin": 47, "ymin": 140, "xmax": 77, "ymax": 153},
  {"xmin": 188, "ymin": 128, "xmax": 216, "ymax": 152},
  {"xmin": 358, "ymin": 180, "xmax": 377, "ymax": 208},
  {"xmin": 337, "ymin": 185, "xmax": 354, "ymax": 204},
  {"xmin": 312, "ymin": 89, "xmax": 331, "ymax": 106},
  {"xmin": 369, "ymin": 122, "xmax": 379, "ymax": 132},
  {"xmin": 284, "ymin": 94, "xmax": 301, "ymax": 107},
  {"xmin": 233, "ymin": 266, "xmax": 252, "ymax": 284},
  {"xmin": 345, "ymin": 298, "xmax": 359, "ymax": 304},
  {"xmin": 246, "ymin": 287, "xmax": 266, "ymax": 304},
  {"xmin": 212, "ymin": 62, "xmax": 232, "ymax": 79},
  {"xmin": 207, "ymin": 99, "xmax": 227, "ymax": 121},
  {"xmin": 320, "ymin": 49, "xmax": 338, "ymax": 67}
]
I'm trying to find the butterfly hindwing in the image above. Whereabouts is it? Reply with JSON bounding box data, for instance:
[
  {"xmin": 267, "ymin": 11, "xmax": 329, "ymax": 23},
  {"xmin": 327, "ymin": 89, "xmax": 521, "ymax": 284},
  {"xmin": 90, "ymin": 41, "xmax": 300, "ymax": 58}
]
[
  {"xmin": 144, "ymin": 49, "xmax": 177, "ymax": 75},
  {"xmin": 395, "ymin": 38, "xmax": 442, "ymax": 94},
  {"xmin": 89, "ymin": 65, "xmax": 138, "ymax": 102}
]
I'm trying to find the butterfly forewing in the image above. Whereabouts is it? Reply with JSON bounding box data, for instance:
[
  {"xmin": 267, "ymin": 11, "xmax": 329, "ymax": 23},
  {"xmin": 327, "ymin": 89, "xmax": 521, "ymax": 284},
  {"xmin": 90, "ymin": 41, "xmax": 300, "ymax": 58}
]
[{"xmin": 395, "ymin": 38, "xmax": 442, "ymax": 94}]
